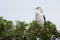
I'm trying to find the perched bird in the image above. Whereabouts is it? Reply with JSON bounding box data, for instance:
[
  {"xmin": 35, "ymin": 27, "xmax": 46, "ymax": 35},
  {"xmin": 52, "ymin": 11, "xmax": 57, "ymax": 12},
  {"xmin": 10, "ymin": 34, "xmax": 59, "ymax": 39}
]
[{"xmin": 35, "ymin": 7, "xmax": 46, "ymax": 27}]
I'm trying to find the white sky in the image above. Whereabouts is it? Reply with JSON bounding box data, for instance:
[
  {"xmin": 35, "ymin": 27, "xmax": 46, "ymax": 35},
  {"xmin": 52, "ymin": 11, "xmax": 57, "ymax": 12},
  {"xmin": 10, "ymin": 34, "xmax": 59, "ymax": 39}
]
[{"xmin": 0, "ymin": 0, "xmax": 60, "ymax": 30}]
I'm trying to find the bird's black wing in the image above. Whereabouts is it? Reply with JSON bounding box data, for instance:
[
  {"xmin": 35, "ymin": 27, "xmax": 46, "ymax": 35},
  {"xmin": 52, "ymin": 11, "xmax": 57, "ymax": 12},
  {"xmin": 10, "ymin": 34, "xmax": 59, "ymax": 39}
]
[{"xmin": 43, "ymin": 15, "xmax": 46, "ymax": 25}]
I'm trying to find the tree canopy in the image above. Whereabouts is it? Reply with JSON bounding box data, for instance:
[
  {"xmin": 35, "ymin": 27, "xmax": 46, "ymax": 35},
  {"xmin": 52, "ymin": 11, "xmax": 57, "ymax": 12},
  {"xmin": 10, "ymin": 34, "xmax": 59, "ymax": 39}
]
[{"xmin": 0, "ymin": 16, "xmax": 60, "ymax": 40}]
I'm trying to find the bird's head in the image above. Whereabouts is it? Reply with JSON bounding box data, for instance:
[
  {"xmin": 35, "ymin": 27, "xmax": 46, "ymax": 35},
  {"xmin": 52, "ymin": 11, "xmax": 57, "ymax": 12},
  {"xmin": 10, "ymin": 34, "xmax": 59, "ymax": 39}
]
[{"xmin": 35, "ymin": 7, "xmax": 43, "ymax": 14}]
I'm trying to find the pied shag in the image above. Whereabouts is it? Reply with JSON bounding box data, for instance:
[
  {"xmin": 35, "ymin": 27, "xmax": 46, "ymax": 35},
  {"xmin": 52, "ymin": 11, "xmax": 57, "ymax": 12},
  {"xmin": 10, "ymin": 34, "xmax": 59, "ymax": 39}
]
[{"xmin": 35, "ymin": 7, "xmax": 46, "ymax": 26}]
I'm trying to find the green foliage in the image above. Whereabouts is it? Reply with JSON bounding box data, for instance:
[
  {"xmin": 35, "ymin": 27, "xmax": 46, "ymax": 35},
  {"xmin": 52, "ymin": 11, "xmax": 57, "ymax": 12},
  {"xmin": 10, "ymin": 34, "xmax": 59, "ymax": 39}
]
[
  {"xmin": 0, "ymin": 16, "xmax": 60, "ymax": 40},
  {"xmin": 26, "ymin": 20, "xmax": 41, "ymax": 40},
  {"xmin": 13, "ymin": 20, "xmax": 29, "ymax": 40}
]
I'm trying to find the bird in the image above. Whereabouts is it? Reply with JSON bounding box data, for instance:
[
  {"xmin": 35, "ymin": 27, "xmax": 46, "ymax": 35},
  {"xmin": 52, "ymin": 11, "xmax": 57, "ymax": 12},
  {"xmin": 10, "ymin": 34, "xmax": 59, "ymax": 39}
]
[{"xmin": 35, "ymin": 7, "xmax": 46, "ymax": 27}]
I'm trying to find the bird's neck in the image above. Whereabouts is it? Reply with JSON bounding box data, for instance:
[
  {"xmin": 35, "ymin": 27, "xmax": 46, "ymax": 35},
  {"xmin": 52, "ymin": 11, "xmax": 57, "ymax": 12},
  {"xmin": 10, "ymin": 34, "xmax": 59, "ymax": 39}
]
[
  {"xmin": 36, "ymin": 10, "xmax": 42, "ymax": 13},
  {"xmin": 36, "ymin": 12, "xmax": 43, "ymax": 15}
]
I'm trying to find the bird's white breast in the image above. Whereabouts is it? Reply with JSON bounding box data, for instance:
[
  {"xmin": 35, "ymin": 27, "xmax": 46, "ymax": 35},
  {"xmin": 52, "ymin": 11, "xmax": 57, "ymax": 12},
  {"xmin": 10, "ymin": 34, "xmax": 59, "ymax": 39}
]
[{"xmin": 35, "ymin": 13, "xmax": 44, "ymax": 26}]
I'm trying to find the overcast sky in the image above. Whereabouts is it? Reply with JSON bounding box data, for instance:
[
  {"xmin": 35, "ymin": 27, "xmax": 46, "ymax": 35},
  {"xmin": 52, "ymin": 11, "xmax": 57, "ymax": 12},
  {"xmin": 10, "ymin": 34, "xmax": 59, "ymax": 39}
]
[{"xmin": 0, "ymin": 0, "xmax": 60, "ymax": 30}]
